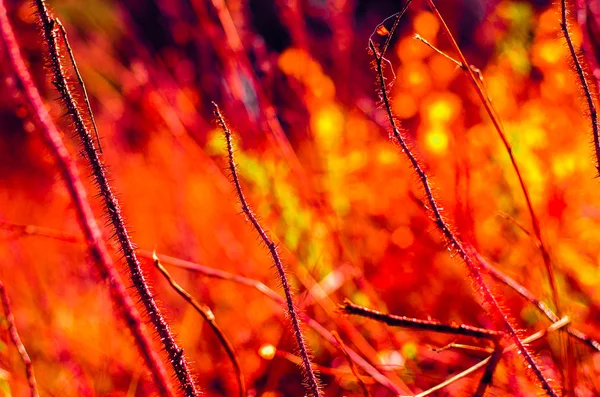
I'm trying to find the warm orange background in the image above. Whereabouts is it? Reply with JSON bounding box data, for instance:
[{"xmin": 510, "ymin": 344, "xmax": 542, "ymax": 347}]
[{"xmin": 1, "ymin": 0, "xmax": 599, "ymax": 396}]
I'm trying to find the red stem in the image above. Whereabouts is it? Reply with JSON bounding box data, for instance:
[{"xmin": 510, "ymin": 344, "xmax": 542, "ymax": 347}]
[{"xmin": 0, "ymin": 3, "xmax": 174, "ymax": 396}]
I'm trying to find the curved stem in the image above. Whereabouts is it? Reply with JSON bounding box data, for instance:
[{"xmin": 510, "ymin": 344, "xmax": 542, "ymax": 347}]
[{"xmin": 214, "ymin": 103, "xmax": 322, "ymax": 397}]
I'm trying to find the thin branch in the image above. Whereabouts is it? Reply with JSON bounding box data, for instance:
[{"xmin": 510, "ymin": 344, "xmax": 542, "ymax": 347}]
[
  {"xmin": 369, "ymin": 6, "xmax": 558, "ymax": 395},
  {"xmin": 213, "ymin": 102, "xmax": 321, "ymax": 396},
  {"xmin": 343, "ymin": 300, "xmax": 505, "ymax": 396},
  {"xmin": 561, "ymin": 0, "xmax": 600, "ymax": 176},
  {"xmin": 426, "ymin": 0, "xmax": 560, "ymax": 319},
  {"xmin": 32, "ymin": 1, "xmax": 198, "ymax": 395},
  {"xmin": 474, "ymin": 250, "xmax": 600, "ymax": 352},
  {"xmin": 9, "ymin": 218, "xmax": 600, "ymax": 356},
  {"xmin": 148, "ymin": 250, "xmax": 410, "ymax": 395},
  {"xmin": 53, "ymin": 18, "xmax": 102, "ymax": 153},
  {"xmin": 0, "ymin": 281, "xmax": 39, "ymax": 397},
  {"xmin": 341, "ymin": 300, "xmax": 502, "ymax": 341},
  {"xmin": 0, "ymin": 2, "xmax": 174, "ymax": 395},
  {"xmin": 331, "ymin": 331, "xmax": 371, "ymax": 397},
  {"xmin": 410, "ymin": 317, "xmax": 570, "ymax": 397},
  {"xmin": 473, "ymin": 344, "xmax": 502, "ymax": 397},
  {"xmin": 497, "ymin": 212, "xmax": 532, "ymax": 237},
  {"xmin": 152, "ymin": 253, "xmax": 245, "ymax": 397}
]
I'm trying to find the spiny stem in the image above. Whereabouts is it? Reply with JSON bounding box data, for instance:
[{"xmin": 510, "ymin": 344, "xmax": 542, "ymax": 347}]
[
  {"xmin": 342, "ymin": 300, "xmax": 502, "ymax": 341},
  {"xmin": 369, "ymin": 8, "xmax": 558, "ymax": 396},
  {"xmin": 560, "ymin": 0, "xmax": 600, "ymax": 176},
  {"xmin": 213, "ymin": 102, "xmax": 321, "ymax": 396},
  {"xmin": 152, "ymin": 253, "xmax": 245, "ymax": 397},
  {"xmin": 425, "ymin": 0, "xmax": 561, "ymax": 319},
  {"xmin": 0, "ymin": 2, "xmax": 174, "ymax": 395},
  {"xmin": 150, "ymin": 251, "xmax": 410, "ymax": 395},
  {"xmin": 32, "ymin": 1, "xmax": 199, "ymax": 395},
  {"xmin": 0, "ymin": 281, "xmax": 39, "ymax": 397},
  {"xmin": 53, "ymin": 18, "xmax": 102, "ymax": 153}
]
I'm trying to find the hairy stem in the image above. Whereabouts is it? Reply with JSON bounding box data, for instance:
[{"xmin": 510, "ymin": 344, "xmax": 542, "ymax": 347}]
[
  {"xmin": 214, "ymin": 103, "xmax": 321, "ymax": 397},
  {"xmin": 342, "ymin": 300, "xmax": 502, "ymax": 341},
  {"xmin": 369, "ymin": 8, "xmax": 558, "ymax": 395},
  {"xmin": 560, "ymin": 0, "xmax": 600, "ymax": 176},
  {"xmin": 32, "ymin": 1, "xmax": 198, "ymax": 394},
  {"xmin": 425, "ymin": 0, "xmax": 560, "ymax": 317},
  {"xmin": 0, "ymin": 2, "xmax": 174, "ymax": 395}
]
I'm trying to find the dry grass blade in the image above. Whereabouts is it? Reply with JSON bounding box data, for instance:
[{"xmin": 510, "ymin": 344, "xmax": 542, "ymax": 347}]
[
  {"xmin": 410, "ymin": 317, "xmax": 570, "ymax": 397},
  {"xmin": 0, "ymin": 281, "xmax": 39, "ymax": 397},
  {"xmin": 149, "ymin": 250, "xmax": 410, "ymax": 395},
  {"xmin": 213, "ymin": 102, "xmax": 322, "ymax": 396},
  {"xmin": 152, "ymin": 253, "xmax": 245, "ymax": 397},
  {"xmin": 369, "ymin": 5, "xmax": 558, "ymax": 395},
  {"xmin": 32, "ymin": 1, "xmax": 198, "ymax": 394},
  {"xmin": 0, "ymin": 2, "xmax": 174, "ymax": 395},
  {"xmin": 474, "ymin": 251, "xmax": 600, "ymax": 352},
  {"xmin": 331, "ymin": 331, "xmax": 371, "ymax": 397}
]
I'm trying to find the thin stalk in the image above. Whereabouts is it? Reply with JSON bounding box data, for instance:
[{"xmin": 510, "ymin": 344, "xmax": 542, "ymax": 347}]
[
  {"xmin": 410, "ymin": 317, "xmax": 569, "ymax": 397},
  {"xmin": 53, "ymin": 19, "xmax": 102, "ymax": 153},
  {"xmin": 32, "ymin": 1, "xmax": 198, "ymax": 395},
  {"xmin": 0, "ymin": 281, "xmax": 39, "ymax": 397},
  {"xmin": 148, "ymin": 250, "xmax": 410, "ymax": 394},
  {"xmin": 8, "ymin": 218, "xmax": 600, "ymax": 355},
  {"xmin": 474, "ymin": 250, "xmax": 600, "ymax": 352},
  {"xmin": 369, "ymin": 9, "xmax": 558, "ymax": 395},
  {"xmin": 425, "ymin": 0, "xmax": 560, "ymax": 317},
  {"xmin": 213, "ymin": 103, "xmax": 321, "ymax": 396},
  {"xmin": 0, "ymin": 3, "xmax": 173, "ymax": 395},
  {"xmin": 561, "ymin": 0, "xmax": 600, "ymax": 175},
  {"xmin": 474, "ymin": 344, "xmax": 502, "ymax": 397},
  {"xmin": 152, "ymin": 254, "xmax": 245, "ymax": 397},
  {"xmin": 342, "ymin": 300, "xmax": 502, "ymax": 341},
  {"xmin": 331, "ymin": 331, "xmax": 371, "ymax": 397}
]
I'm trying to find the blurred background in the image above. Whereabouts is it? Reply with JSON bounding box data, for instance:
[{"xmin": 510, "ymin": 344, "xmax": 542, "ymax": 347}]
[{"xmin": 1, "ymin": 0, "xmax": 600, "ymax": 395}]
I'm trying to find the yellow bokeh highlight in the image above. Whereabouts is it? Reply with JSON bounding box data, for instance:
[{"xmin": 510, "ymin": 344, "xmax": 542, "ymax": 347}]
[
  {"xmin": 311, "ymin": 103, "xmax": 344, "ymax": 150},
  {"xmin": 398, "ymin": 61, "xmax": 431, "ymax": 97},
  {"xmin": 423, "ymin": 93, "xmax": 461, "ymax": 124},
  {"xmin": 424, "ymin": 125, "xmax": 449, "ymax": 155},
  {"xmin": 259, "ymin": 344, "xmax": 276, "ymax": 360},
  {"xmin": 552, "ymin": 154, "xmax": 577, "ymax": 179}
]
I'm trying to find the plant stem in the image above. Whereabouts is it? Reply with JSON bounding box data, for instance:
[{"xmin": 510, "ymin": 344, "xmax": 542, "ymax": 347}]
[
  {"xmin": 0, "ymin": 2, "xmax": 174, "ymax": 395},
  {"xmin": 214, "ymin": 103, "xmax": 322, "ymax": 397},
  {"xmin": 32, "ymin": 1, "xmax": 199, "ymax": 394}
]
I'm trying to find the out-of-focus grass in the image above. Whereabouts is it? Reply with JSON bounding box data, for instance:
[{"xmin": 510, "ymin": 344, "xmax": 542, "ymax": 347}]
[{"xmin": 1, "ymin": 0, "xmax": 599, "ymax": 396}]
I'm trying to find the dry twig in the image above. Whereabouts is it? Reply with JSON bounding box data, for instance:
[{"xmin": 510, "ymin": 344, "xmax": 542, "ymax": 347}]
[
  {"xmin": 152, "ymin": 253, "xmax": 245, "ymax": 397},
  {"xmin": 0, "ymin": 281, "xmax": 39, "ymax": 397}
]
